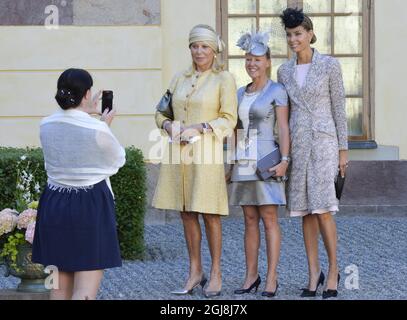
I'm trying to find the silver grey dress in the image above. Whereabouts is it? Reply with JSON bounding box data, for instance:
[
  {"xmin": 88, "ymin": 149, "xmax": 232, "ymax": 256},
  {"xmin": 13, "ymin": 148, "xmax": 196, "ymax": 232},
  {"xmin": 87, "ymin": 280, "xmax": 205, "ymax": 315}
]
[
  {"xmin": 277, "ymin": 49, "xmax": 348, "ymax": 213},
  {"xmin": 229, "ymin": 80, "xmax": 288, "ymax": 206}
]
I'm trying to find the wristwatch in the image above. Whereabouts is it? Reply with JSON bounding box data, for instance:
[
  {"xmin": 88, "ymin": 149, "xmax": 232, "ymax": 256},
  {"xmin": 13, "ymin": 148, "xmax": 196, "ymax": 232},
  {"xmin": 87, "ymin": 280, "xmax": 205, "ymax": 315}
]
[{"xmin": 281, "ymin": 156, "xmax": 291, "ymax": 164}]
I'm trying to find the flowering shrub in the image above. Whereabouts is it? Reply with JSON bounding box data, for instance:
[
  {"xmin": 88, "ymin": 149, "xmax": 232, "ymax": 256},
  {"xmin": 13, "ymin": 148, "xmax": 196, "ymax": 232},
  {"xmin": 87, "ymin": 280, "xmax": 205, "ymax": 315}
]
[
  {"xmin": 17, "ymin": 209, "xmax": 37, "ymax": 231},
  {"xmin": 14, "ymin": 155, "xmax": 41, "ymax": 212},
  {"xmin": 0, "ymin": 155, "xmax": 41, "ymax": 270},
  {"xmin": 0, "ymin": 209, "xmax": 18, "ymax": 236},
  {"xmin": 0, "ymin": 147, "xmax": 146, "ymax": 260}
]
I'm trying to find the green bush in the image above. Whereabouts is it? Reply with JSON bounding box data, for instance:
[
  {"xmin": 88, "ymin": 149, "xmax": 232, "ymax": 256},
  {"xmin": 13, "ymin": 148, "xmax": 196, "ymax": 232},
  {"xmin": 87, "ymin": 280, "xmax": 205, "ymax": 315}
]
[
  {"xmin": 0, "ymin": 147, "xmax": 146, "ymax": 260},
  {"xmin": 111, "ymin": 147, "xmax": 146, "ymax": 260}
]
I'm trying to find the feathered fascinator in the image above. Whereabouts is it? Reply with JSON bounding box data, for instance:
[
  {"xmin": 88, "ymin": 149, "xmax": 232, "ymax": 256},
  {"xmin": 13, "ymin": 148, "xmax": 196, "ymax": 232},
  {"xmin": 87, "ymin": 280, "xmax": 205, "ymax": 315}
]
[
  {"xmin": 280, "ymin": 7, "xmax": 305, "ymax": 28},
  {"xmin": 236, "ymin": 30, "xmax": 270, "ymax": 56}
]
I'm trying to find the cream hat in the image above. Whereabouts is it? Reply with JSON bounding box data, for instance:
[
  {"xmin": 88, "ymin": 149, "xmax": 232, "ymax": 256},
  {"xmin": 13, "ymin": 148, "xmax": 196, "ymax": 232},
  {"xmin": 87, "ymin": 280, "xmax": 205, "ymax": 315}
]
[{"xmin": 189, "ymin": 25, "xmax": 225, "ymax": 53}]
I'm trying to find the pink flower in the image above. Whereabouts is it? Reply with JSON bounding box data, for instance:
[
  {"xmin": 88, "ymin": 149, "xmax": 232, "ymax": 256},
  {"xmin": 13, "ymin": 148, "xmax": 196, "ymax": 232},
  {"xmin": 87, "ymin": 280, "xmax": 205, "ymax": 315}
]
[
  {"xmin": 0, "ymin": 209, "xmax": 18, "ymax": 236},
  {"xmin": 25, "ymin": 221, "xmax": 36, "ymax": 244},
  {"xmin": 17, "ymin": 209, "xmax": 37, "ymax": 230}
]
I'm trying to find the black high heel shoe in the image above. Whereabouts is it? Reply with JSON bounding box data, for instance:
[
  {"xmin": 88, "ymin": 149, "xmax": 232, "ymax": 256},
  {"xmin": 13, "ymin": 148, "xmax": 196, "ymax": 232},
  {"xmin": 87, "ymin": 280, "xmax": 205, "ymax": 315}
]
[
  {"xmin": 171, "ymin": 275, "xmax": 207, "ymax": 295},
  {"xmin": 300, "ymin": 271, "xmax": 325, "ymax": 298},
  {"xmin": 261, "ymin": 281, "xmax": 279, "ymax": 298},
  {"xmin": 322, "ymin": 273, "xmax": 340, "ymax": 299},
  {"xmin": 234, "ymin": 276, "xmax": 261, "ymax": 295}
]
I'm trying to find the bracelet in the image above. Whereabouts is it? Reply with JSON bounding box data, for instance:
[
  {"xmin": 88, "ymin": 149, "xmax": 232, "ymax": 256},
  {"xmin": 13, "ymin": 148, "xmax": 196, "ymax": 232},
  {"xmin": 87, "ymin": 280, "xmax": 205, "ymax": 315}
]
[
  {"xmin": 201, "ymin": 122, "xmax": 211, "ymax": 134},
  {"xmin": 281, "ymin": 156, "xmax": 291, "ymax": 164}
]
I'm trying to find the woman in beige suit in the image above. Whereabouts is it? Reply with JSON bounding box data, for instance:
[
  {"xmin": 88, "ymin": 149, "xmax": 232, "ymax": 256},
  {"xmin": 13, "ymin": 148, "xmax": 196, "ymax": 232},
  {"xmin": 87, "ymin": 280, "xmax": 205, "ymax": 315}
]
[
  {"xmin": 153, "ymin": 24, "xmax": 237, "ymax": 298},
  {"xmin": 278, "ymin": 8, "xmax": 349, "ymax": 299}
]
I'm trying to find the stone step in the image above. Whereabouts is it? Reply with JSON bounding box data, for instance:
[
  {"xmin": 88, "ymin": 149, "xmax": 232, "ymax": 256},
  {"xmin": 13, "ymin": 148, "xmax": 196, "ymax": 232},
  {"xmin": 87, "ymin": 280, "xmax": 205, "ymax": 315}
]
[{"xmin": 0, "ymin": 289, "xmax": 49, "ymax": 300}]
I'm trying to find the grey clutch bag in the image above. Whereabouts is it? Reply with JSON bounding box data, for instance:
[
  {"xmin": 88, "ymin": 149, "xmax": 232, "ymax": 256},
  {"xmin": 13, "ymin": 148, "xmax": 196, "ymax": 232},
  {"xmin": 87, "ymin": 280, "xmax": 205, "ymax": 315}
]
[
  {"xmin": 255, "ymin": 148, "xmax": 281, "ymax": 181},
  {"xmin": 156, "ymin": 89, "xmax": 174, "ymax": 120}
]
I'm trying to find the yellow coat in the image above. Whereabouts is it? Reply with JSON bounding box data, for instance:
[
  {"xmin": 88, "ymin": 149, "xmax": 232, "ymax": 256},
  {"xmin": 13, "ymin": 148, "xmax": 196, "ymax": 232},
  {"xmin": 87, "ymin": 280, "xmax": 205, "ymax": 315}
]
[{"xmin": 152, "ymin": 67, "xmax": 238, "ymax": 215}]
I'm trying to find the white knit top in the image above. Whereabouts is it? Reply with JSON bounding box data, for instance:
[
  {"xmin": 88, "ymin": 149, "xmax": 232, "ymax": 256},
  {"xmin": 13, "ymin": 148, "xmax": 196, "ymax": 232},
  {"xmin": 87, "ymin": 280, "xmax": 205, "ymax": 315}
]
[{"xmin": 40, "ymin": 109, "xmax": 126, "ymax": 195}]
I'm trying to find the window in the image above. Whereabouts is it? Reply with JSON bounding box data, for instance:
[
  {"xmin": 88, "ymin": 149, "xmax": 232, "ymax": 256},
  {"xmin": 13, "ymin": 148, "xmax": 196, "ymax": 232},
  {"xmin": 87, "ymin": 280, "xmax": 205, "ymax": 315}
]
[{"xmin": 217, "ymin": 0, "xmax": 374, "ymax": 142}]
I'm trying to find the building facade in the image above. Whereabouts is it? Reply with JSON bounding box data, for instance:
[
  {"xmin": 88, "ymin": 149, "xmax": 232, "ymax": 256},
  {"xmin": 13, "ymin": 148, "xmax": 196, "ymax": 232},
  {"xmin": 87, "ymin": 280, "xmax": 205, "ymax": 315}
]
[{"xmin": 0, "ymin": 0, "xmax": 406, "ymax": 161}]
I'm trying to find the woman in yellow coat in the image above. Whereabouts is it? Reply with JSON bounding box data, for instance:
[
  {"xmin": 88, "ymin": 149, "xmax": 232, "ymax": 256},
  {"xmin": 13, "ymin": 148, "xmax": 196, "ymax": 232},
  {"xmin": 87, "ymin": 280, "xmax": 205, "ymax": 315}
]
[{"xmin": 153, "ymin": 24, "xmax": 237, "ymax": 298}]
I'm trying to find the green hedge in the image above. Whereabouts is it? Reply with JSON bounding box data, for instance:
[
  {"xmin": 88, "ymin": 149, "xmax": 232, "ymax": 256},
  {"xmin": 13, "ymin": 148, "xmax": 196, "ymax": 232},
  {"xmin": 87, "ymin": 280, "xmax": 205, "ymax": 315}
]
[{"xmin": 0, "ymin": 147, "xmax": 146, "ymax": 260}]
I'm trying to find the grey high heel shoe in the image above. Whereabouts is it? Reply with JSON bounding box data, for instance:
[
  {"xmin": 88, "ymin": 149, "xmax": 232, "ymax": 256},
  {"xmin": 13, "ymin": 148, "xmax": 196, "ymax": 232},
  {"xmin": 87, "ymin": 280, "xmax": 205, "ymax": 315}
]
[{"xmin": 171, "ymin": 275, "xmax": 207, "ymax": 295}]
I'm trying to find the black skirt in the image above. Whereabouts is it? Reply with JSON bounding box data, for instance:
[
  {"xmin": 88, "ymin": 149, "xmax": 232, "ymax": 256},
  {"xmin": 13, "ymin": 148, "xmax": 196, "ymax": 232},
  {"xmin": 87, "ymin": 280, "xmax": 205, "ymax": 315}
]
[{"xmin": 32, "ymin": 180, "xmax": 122, "ymax": 272}]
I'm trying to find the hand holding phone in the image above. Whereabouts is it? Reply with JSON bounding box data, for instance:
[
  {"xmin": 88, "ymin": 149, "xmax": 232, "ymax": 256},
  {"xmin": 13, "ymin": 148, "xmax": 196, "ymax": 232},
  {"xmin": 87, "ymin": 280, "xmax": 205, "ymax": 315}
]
[
  {"xmin": 101, "ymin": 108, "xmax": 116, "ymax": 127},
  {"xmin": 102, "ymin": 90, "xmax": 113, "ymax": 113}
]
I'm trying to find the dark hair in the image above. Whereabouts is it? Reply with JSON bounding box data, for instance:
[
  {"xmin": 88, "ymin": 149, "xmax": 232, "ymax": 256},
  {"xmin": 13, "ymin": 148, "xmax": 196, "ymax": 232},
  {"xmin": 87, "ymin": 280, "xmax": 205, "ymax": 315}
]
[
  {"xmin": 266, "ymin": 47, "xmax": 271, "ymax": 60},
  {"xmin": 280, "ymin": 7, "xmax": 317, "ymax": 44},
  {"xmin": 55, "ymin": 68, "xmax": 93, "ymax": 110}
]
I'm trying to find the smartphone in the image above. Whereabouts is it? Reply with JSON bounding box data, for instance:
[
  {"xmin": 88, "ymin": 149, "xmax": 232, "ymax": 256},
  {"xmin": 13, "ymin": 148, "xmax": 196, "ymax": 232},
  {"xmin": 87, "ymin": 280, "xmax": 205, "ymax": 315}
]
[{"xmin": 102, "ymin": 90, "xmax": 113, "ymax": 113}]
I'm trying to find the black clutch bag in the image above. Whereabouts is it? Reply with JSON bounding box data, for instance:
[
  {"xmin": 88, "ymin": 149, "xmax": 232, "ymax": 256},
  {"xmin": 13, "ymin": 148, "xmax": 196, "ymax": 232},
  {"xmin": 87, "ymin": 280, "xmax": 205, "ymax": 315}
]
[
  {"xmin": 335, "ymin": 172, "xmax": 346, "ymax": 200},
  {"xmin": 255, "ymin": 148, "xmax": 281, "ymax": 181},
  {"xmin": 156, "ymin": 89, "xmax": 174, "ymax": 120}
]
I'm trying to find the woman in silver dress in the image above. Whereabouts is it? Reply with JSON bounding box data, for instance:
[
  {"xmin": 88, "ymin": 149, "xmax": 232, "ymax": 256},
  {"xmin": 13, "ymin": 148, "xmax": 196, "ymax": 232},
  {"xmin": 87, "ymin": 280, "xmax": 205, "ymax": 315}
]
[{"xmin": 227, "ymin": 31, "xmax": 290, "ymax": 297}]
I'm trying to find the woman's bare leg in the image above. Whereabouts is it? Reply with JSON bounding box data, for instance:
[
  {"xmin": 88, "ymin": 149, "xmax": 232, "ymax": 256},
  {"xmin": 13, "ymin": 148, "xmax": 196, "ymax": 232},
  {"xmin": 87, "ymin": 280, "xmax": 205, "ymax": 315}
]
[
  {"xmin": 241, "ymin": 206, "xmax": 261, "ymax": 289},
  {"xmin": 180, "ymin": 211, "xmax": 204, "ymax": 289},
  {"xmin": 202, "ymin": 214, "xmax": 222, "ymax": 292},
  {"xmin": 71, "ymin": 270, "xmax": 103, "ymax": 300},
  {"xmin": 50, "ymin": 271, "xmax": 74, "ymax": 300},
  {"xmin": 317, "ymin": 212, "xmax": 339, "ymax": 290},
  {"xmin": 259, "ymin": 205, "xmax": 280, "ymax": 292},
  {"xmin": 303, "ymin": 214, "xmax": 322, "ymax": 290}
]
